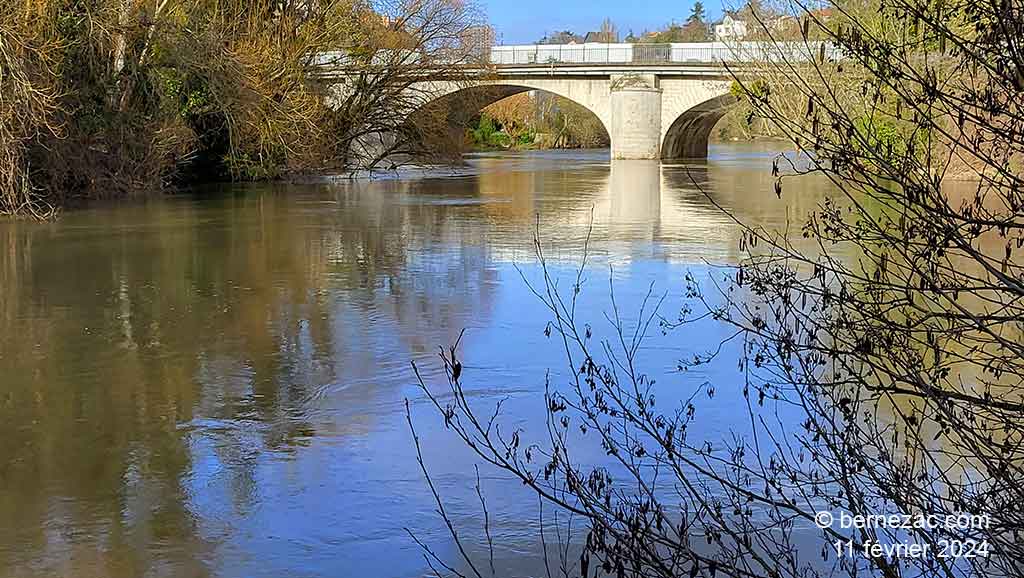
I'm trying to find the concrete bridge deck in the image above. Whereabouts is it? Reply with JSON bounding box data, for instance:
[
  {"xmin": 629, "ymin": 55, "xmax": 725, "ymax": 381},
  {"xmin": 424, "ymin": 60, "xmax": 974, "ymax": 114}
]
[{"xmin": 321, "ymin": 42, "xmax": 835, "ymax": 160}]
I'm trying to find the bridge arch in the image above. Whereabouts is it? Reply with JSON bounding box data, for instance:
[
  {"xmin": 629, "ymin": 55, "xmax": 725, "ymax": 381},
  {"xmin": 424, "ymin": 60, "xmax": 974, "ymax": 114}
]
[
  {"xmin": 660, "ymin": 94, "xmax": 737, "ymax": 159},
  {"xmin": 658, "ymin": 78, "xmax": 735, "ymax": 160},
  {"xmin": 344, "ymin": 76, "xmax": 739, "ymax": 160},
  {"xmin": 411, "ymin": 79, "xmax": 613, "ymax": 140}
]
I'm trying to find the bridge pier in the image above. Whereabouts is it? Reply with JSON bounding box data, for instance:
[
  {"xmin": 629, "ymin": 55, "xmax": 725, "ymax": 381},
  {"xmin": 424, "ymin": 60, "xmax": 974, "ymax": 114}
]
[
  {"xmin": 336, "ymin": 61, "xmax": 738, "ymax": 164},
  {"xmin": 610, "ymin": 74, "xmax": 662, "ymax": 160}
]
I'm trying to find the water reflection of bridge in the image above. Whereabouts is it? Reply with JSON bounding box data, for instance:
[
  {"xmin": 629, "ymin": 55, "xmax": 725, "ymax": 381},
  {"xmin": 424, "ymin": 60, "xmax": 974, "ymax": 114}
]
[
  {"xmin": 0, "ymin": 149, "xmax": 833, "ymax": 578},
  {"xmin": 389, "ymin": 153, "xmax": 824, "ymax": 267}
]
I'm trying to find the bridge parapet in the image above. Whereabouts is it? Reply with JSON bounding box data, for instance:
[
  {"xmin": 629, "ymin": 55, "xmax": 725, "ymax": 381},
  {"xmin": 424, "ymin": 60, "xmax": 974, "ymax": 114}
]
[
  {"xmin": 488, "ymin": 41, "xmax": 839, "ymax": 66},
  {"xmin": 316, "ymin": 41, "xmax": 839, "ymax": 71}
]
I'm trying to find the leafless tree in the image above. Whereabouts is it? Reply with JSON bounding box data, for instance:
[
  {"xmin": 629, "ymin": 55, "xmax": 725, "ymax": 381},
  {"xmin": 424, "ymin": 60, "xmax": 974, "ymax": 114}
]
[
  {"xmin": 0, "ymin": 3, "xmax": 64, "ymax": 217},
  {"xmin": 1, "ymin": 0, "xmax": 486, "ymax": 216},
  {"xmin": 409, "ymin": 1, "xmax": 1024, "ymax": 577},
  {"xmin": 323, "ymin": 0, "xmax": 489, "ymax": 171}
]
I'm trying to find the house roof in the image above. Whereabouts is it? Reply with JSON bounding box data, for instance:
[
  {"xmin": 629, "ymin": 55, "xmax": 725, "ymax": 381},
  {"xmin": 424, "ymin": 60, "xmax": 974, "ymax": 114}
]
[
  {"xmin": 583, "ymin": 30, "xmax": 616, "ymax": 42},
  {"xmin": 717, "ymin": 2, "xmax": 782, "ymax": 23}
]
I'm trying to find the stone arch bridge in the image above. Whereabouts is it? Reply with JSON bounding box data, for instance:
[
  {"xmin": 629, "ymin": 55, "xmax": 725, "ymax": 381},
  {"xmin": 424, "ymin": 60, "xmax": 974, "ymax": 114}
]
[
  {"xmin": 321, "ymin": 43, "xmax": 829, "ymax": 160},
  {"xmin": 414, "ymin": 72, "xmax": 733, "ymax": 160}
]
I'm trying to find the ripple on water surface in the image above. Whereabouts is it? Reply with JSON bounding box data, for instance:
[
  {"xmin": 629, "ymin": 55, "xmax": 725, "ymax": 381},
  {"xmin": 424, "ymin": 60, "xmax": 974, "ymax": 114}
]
[{"xmin": 0, "ymin": 144, "xmax": 838, "ymax": 578}]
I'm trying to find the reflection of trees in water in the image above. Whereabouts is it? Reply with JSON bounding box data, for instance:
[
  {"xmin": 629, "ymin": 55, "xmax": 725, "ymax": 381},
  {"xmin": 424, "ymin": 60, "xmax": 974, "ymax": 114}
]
[
  {"xmin": 0, "ymin": 218, "xmax": 215, "ymax": 576},
  {"xmin": 0, "ymin": 148, "xmax": 837, "ymax": 576},
  {"xmin": 0, "ymin": 186, "xmax": 501, "ymax": 576},
  {"xmin": 661, "ymin": 158, "xmax": 837, "ymax": 261},
  {"xmin": 332, "ymin": 178, "xmax": 502, "ymax": 355}
]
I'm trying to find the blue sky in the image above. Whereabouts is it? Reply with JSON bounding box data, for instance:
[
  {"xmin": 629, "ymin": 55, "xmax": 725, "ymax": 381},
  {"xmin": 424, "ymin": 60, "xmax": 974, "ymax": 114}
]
[{"xmin": 480, "ymin": 0, "xmax": 727, "ymax": 44}]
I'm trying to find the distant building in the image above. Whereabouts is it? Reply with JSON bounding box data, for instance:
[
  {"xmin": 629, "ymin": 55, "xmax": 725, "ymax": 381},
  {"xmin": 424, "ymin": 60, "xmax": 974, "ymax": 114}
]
[
  {"xmin": 772, "ymin": 14, "xmax": 800, "ymax": 36},
  {"xmin": 539, "ymin": 31, "xmax": 585, "ymax": 44},
  {"xmin": 588, "ymin": 18, "xmax": 619, "ymax": 43},
  {"xmin": 540, "ymin": 20, "xmax": 618, "ymax": 45},
  {"xmin": 714, "ymin": 12, "xmax": 749, "ymax": 41},
  {"xmin": 809, "ymin": 7, "xmax": 835, "ymax": 22},
  {"xmin": 584, "ymin": 30, "xmax": 617, "ymax": 43},
  {"xmin": 462, "ymin": 25, "xmax": 496, "ymax": 49},
  {"xmin": 713, "ymin": 4, "xmax": 798, "ymax": 41},
  {"xmin": 461, "ymin": 25, "xmax": 496, "ymax": 60}
]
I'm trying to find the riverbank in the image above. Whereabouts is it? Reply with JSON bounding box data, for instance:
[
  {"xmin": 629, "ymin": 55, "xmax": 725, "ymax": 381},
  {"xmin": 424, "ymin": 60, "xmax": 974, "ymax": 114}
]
[{"xmin": 0, "ymin": 0, "xmax": 485, "ymax": 218}]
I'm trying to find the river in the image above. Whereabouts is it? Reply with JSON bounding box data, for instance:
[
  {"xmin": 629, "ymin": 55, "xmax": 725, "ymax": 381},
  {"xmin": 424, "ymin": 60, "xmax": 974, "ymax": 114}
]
[{"xmin": 0, "ymin": 145, "xmax": 835, "ymax": 578}]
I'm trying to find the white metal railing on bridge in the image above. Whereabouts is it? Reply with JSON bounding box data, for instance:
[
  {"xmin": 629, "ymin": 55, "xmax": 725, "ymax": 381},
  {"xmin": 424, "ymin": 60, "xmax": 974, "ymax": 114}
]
[
  {"xmin": 488, "ymin": 42, "xmax": 841, "ymax": 65},
  {"xmin": 314, "ymin": 41, "xmax": 841, "ymax": 70}
]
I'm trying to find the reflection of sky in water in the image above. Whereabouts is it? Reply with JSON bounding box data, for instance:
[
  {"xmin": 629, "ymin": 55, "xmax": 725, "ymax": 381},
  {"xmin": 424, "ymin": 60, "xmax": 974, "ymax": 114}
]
[
  {"xmin": 0, "ymin": 144, "xmax": 837, "ymax": 578},
  {"xmin": 182, "ymin": 259, "xmax": 746, "ymax": 578}
]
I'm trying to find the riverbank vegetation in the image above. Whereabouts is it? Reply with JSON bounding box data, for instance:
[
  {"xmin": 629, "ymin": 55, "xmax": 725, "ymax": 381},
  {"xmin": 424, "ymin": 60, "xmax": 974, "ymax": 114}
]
[
  {"xmin": 415, "ymin": 1, "xmax": 1024, "ymax": 577},
  {"xmin": 466, "ymin": 92, "xmax": 610, "ymax": 151},
  {"xmin": 0, "ymin": 0, "xmax": 484, "ymax": 217}
]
